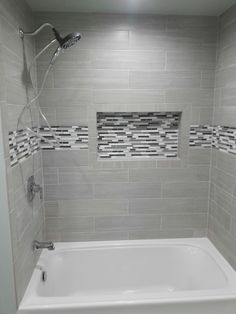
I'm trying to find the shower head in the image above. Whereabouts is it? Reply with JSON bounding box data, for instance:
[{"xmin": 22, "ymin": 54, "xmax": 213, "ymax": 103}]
[
  {"xmin": 50, "ymin": 29, "xmax": 81, "ymax": 65},
  {"xmin": 52, "ymin": 28, "xmax": 81, "ymax": 50}
]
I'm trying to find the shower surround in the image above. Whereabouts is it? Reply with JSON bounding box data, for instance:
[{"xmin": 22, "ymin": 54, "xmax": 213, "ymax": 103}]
[
  {"xmin": 35, "ymin": 13, "xmax": 217, "ymax": 242},
  {"xmin": 3, "ymin": 2, "xmax": 236, "ymax": 307}
]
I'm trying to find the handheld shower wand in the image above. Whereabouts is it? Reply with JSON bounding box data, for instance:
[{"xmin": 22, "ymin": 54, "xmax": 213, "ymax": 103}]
[{"xmin": 18, "ymin": 23, "xmax": 81, "ymax": 147}]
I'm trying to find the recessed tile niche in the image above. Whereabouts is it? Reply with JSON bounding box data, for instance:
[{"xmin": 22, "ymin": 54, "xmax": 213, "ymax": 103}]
[{"xmin": 97, "ymin": 112, "xmax": 181, "ymax": 159}]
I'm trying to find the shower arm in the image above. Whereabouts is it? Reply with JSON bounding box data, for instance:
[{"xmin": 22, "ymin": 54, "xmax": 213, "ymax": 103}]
[
  {"xmin": 19, "ymin": 23, "xmax": 54, "ymax": 38},
  {"xmin": 19, "ymin": 23, "xmax": 60, "ymax": 66}
]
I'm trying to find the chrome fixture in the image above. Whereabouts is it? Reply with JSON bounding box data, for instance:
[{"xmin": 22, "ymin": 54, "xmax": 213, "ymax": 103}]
[
  {"xmin": 27, "ymin": 176, "xmax": 43, "ymax": 202},
  {"xmin": 33, "ymin": 240, "xmax": 55, "ymax": 251}
]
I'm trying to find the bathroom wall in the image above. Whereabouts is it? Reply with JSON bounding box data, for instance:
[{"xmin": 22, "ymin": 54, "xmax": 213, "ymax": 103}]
[
  {"xmin": 0, "ymin": 11, "xmax": 16, "ymax": 313},
  {"xmin": 35, "ymin": 12, "xmax": 217, "ymax": 242},
  {"xmin": 0, "ymin": 0, "xmax": 44, "ymax": 304},
  {"xmin": 208, "ymin": 4, "xmax": 236, "ymax": 269}
]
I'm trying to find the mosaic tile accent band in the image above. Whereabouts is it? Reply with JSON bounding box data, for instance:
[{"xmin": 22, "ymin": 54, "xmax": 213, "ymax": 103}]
[
  {"xmin": 40, "ymin": 126, "xmax": 88, "ymax": 150},
  {"xmin": 9, "ymin": 129, "xmax": 40, "ymax": 167},
  {"xmin": 190, "ymin": 125, "xmax": 236, "ymax": 155},
  {"xmin": 9, "ymin": 126, "xmax": 88, "ymax": 167},
  {"xmin": 9, "ymin": 122, "xmax": 236, "ymax": 167},
  {"xmin": 189, "ymin": 125, "xmax": 213, "ymax": 148},
  {"xmin": 212, "ymin": 126, "xmax": 236, "ymax": 155},
  {"xmin": 97, "ymin": 112, "xmax": 180, "ymax": 159}
]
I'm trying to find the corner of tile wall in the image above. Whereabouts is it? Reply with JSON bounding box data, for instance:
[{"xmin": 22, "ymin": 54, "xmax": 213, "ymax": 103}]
[
  {"xmin": 208, "ymin": 3, "xmax": 236, "ymax": 270},
  {"xmin": 0, "ymin": 0, "xmax": 45, "ymax": 305}
]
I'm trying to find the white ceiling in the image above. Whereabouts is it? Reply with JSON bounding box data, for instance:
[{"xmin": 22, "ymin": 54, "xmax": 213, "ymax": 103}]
[{"xmin": 26, "ymin": 0, "xmax": 236, "ymax": 16}]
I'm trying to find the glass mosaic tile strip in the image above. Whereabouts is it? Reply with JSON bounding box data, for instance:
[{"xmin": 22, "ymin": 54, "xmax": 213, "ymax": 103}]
[
  {"xmin": 39, "ymin": 126, "xmax": 88, "ymax": 150},
  {"xmin": 9, "ymin": 123, "xmax": 236, "ymax": 167},
  {"xmin": 97, "ymin": 112, "xmax": 181, "ymax": 159},
  {"xmin": 212, "ymin": 126, "xmax": 236, "ymax": 155},
  {"xmin": 9, "ymin": 126, "xmax": 88, "ymax": 167},
  {"xmin": 189, "ymin": 125, "xmax": 213, "ymax": 148},
  {"xmin": 9, "ymin": 129, "xmax": 40, "ymax": 167}
]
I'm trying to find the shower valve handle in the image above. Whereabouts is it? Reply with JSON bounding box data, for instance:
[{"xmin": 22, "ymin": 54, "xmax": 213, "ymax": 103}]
[{"xmin": 27, "ymin": 176, "xmax": 43, "ymax": 202}]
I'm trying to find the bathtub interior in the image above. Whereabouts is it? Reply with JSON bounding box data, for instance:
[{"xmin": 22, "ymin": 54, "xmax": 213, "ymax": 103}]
[
  {"xmin": 38, "ymin": 244, "xmax": 228, "ymax": 298},
  {"xmin": 19, "ymin": 238, "xmax": 236, "ymax": 308}
]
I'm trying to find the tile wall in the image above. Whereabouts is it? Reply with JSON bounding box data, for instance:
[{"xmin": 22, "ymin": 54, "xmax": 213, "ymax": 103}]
[
  {"xmin": 35, "ymin": 13, "xmax": 217, "ymax": 242},
  {"xmin": 0, "ymin": 0, "xmax": 44, "ymax": 304},
  {"xmin": 3, "ymin": 3, "xmax": 236, "ymax": 307},
  {"xmin": 208, "ymin": 4, "xmax": 236, "ymax": 269}
]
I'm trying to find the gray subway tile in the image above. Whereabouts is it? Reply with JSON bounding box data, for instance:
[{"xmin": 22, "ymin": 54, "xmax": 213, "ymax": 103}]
[
  {"xmin": 162, "ymin": 213, "xmax": 207, "ymax": 228},
  {"xmin": 54, "ymin": 67, "xmax": 129, "ymax": 89},
  {"xmin": 209, "ymin": 200, "xmax": 231, "ymax": 231},
  {"xmin": 58, "ymin": 169, "xmax": 129, "ymax": 184},
  {"xmin": 211, "ymin": 184, "xmax": 234, "ymax": 215},
  {"xmin": 166, "ymin": 49, "xmax": 215, "ymax": 71},
  {"xmin": 45, "ymin": 216, "xmax": 94, "ymax": 233},
  {"xmin": 129, "ymin": 198, "xmax": 208, "ymax": 215},
  {"xmin": 129, "ymin": 31, "xmax": 167, "ymax": 50},
  {"xmin": 95, "ymin": 215, "xmax": 161, "ymax": 231},
  {"xmin": 129, "ymin": 166, "xmax": 209, "ymax": 183},
  {"xmin": 213, "ymin": 106, "xmax": 236, "ymax": 128},
  {"xmin": 39, "ymin": 89, "xmax": 92, "ymax": 107},
  {"xmin": 93, "ymin": 182, "xmax": 162, "ymax": 199},
  {"xmin": 163, "ymin": 182, "xmax": 209, "ymax": 198},
  {"xmin": 55, "ymin": 106, "xmax": 88, "ymax": 125},
  {"xmin": 130, "ymin": 70, "xmax": 201, "ymax": 89},
  {"xmin": 216, "ymin": 150, "xmax": 236, "ymax": 177},
  {"xmin": 166, "ymin": 88, "xmax": 214, "ymax": 106},
  {"xmin": 42, "ymin": 150, "xmax": 88, "ymax": 167},
  {"xmin": 75, "ymin": 30, "xmax": 129, "ymax": 50},
  {"xmin": 129, "ymin": 228, "xmax": 194, "ymax": 240},
  {"xmin": 167, "ymin": 16, "xmax": 217, "ymax": 31},
  {"xmin": 93, "ymin": 89, "xmax": 165, "ymax": 105},
  {"xmin": 188, "ymin": 148, "xmax": 211, "ymax": 165},
  {"xmin": 91, "ymin": 50, "xmax": 165, "ymax": 70},
  {"xmin": 45, "ymin": 199, "xmax": 128, "ymax": 217},
  {"xmin": 211, "ymin": 166, "xmax": 236, "ymax": 195},
  {"xmin": 44, "ymin": 184, "xmax": 93, "ymax": 200}
]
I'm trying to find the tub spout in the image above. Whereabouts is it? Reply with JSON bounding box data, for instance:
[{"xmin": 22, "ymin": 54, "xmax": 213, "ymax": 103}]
[{"xmin": 33, "ymin": 240, "xmax": 55, "ymax": 251}]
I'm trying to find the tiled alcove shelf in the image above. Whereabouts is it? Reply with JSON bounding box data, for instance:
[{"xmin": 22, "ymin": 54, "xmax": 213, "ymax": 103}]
[{"xmin": 97, "ymin": 112, "xmax": 181, "ymax": 159}]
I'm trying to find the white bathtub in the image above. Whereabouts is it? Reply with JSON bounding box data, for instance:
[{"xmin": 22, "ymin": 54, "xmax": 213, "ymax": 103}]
[{"xmin": 18, "ymin": 238, "xmax": 236, "ymax": 314}]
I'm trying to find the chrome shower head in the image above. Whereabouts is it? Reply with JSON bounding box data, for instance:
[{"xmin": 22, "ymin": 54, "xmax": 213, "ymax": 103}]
[
  {"xmin": 52, "ymin": 28, "xmax": 81, "ymax": 50},
  {"xmin": 50, "ymin": 28, "xmax": 81, "ymax": 64}
]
